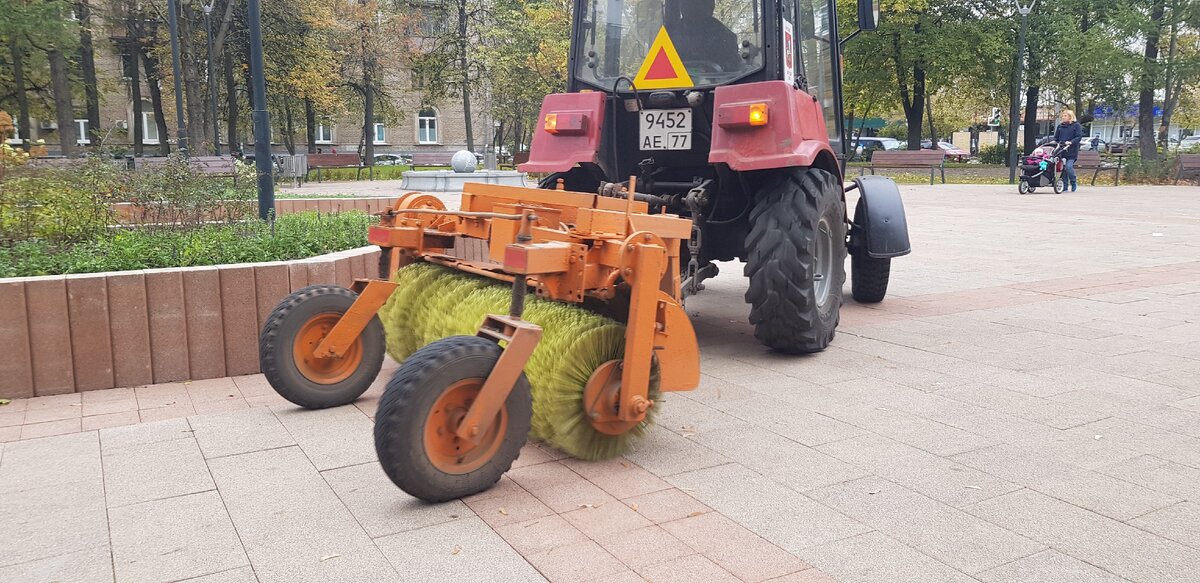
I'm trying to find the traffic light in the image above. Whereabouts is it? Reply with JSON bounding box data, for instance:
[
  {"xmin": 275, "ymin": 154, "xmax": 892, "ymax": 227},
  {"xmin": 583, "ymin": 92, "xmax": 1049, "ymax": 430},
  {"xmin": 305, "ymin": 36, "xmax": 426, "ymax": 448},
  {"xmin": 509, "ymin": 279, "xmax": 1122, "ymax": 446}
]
[{"xmin": 988, "ymin": 107, "xmax": 1002, "ymax": 127}]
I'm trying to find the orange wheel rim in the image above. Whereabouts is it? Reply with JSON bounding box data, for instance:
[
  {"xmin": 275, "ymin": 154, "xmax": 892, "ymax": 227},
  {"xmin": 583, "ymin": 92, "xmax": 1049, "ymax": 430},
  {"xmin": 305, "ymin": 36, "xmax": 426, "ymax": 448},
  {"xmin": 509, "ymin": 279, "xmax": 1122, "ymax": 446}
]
[
  {"xmin": 292, "ymin": 312, "xmax": 363, "ymax": 385},
  {"xmin": 423, "ymin": 379, "xmax": 507, "ymax": 474}
]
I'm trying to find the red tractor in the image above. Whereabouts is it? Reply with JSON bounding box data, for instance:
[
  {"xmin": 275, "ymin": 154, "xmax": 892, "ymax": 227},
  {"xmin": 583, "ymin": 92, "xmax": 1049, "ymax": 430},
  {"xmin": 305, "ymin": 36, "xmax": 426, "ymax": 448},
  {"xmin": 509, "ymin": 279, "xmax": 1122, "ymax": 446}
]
[{"xmin": 519, "ymin": 0, "xmax": 910, "ymax": 354}]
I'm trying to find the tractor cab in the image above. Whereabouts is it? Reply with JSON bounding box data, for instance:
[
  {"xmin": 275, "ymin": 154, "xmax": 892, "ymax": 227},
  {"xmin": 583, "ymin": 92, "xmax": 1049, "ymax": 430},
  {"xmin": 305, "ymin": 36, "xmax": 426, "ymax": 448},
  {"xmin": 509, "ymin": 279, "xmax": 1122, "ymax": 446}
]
[
  {"xmin": 521, "ymin": 0, "xmax": 907, "ymax": 357},
  {"xmin": 558, "ymin": 0, "xmax": 863, "ymax": 178}
]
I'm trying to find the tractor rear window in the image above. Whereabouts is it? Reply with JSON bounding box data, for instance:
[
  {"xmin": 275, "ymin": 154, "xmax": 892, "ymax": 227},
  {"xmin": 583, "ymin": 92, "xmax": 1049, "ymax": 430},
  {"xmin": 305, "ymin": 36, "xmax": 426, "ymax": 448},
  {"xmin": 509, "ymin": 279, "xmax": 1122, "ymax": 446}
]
[{"xmin": 577, "ymin": 0, "xmax": 764, "ymax": 90}]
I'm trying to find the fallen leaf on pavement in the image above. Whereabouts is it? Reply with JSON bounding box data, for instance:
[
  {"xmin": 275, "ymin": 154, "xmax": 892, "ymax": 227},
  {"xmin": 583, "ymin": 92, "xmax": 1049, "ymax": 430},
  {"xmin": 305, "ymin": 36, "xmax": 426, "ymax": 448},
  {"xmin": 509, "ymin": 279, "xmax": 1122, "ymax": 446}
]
[
  {"xmin": 578, "ymin": 503, "xmax": 598, "ymax": 509},
  {"xmin": 630, "ymin": 503, "xmax": 639, "ymax": 511},
  {"xmin": 320, "ymin": 554, "xmax": 340, "ymax": 562},
  {"xmin": 686, "ymin": 511, "xmax": 704, "ymax": 517},
  {"xmin": 451, "ymin": 545, "xmax": 461, "ymax": 555},
  {"xmin": 498, "ymin": 508, "xmax": 508, "ymax": 516},
  {"xmin": 964, "ymin": 485, "xmax": 982, "ymax": 490},
  {"xmin": 0, "ymin": 399, "xmax": 9, "ymax": 406}
]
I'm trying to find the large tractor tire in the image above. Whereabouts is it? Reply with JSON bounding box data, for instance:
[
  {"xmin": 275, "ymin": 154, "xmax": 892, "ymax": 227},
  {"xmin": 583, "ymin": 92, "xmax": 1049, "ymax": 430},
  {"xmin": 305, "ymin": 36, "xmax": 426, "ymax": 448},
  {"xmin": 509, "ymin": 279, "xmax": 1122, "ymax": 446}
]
[
  {"xmin": 375, "ymin": 336, "xmax": 532, "ymax": 503},
  {"xmin": 260, "ymin": 285, "xmax": 385, "ymax": 409},
  {"xmin": 744, "ymin": 168, "xmax": 846, "ymax": 353}
]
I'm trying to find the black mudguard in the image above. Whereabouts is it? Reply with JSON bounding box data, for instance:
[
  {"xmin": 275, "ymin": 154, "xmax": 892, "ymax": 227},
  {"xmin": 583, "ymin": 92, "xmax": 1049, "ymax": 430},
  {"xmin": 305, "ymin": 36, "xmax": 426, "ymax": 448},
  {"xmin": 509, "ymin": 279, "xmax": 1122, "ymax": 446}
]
[{"xmin": 848, "ymin": 176, "xmax": 911, "ymax": 259}]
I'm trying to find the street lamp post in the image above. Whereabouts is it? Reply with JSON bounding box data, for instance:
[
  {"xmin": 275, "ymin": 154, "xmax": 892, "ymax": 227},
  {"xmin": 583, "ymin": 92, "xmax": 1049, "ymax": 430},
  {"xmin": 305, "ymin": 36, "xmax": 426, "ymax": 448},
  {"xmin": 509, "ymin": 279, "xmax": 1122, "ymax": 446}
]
[
  {"xmin": 1007, "ymin": 0, "xmax": 1035, "ymax": 184},
  {"xmin": 165, "ymin": 0, "xmax": 188, "ymax": 155},
  {"xmin": 248, "ymin": 0, "xmax": 275, "ymax": 219},
  {"xmin": 202, "ymin": 2, "xmax": 220, "ymax": 155}
]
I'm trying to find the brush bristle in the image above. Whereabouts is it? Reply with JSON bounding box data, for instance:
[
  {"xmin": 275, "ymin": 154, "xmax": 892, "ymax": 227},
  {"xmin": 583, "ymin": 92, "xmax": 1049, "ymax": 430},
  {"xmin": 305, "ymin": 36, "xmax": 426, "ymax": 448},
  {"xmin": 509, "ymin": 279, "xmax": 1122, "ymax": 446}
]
[{"xmin": 380, "ymin": 262, "xmax": 660, "ymax": 460}]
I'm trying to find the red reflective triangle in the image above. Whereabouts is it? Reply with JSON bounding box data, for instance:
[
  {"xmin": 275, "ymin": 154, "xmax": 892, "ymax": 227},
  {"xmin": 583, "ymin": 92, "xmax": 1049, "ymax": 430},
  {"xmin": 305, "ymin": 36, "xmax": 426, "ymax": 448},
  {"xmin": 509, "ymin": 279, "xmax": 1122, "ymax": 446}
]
[{"xmin": 643, "ymin": 48, "xmax": 675, "ymax": 81}]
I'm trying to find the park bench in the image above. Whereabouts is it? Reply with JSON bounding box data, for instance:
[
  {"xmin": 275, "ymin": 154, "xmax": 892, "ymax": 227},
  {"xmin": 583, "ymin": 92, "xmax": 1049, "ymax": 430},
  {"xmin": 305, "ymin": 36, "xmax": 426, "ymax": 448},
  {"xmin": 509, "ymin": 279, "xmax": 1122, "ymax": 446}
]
[
  {"xmin": 134, "ymin": 155, "xmax": 239, "ymax": 182},
  {"xmin": 1074, "ymin": 151, "xmax": 1122, "ymax": 186},
  {"xmin": 306, "ymin": 153, "xmax": 365, "ymax": 182},
  {"xmin": 411, "ymin": 152, "xmax": 457, "ymax": 167},
  {"xmin": 861, "ymin": 150, "xmax": 946, "ymax": 185},
  {"xmin": 1175, "ymin": 154, "xmax": 1200, "ymax": 185}
]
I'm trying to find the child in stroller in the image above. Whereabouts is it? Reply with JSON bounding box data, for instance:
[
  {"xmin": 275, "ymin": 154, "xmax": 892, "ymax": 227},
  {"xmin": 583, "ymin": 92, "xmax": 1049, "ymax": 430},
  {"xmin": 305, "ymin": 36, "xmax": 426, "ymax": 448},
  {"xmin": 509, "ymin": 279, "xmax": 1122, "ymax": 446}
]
[{"xmin": 1018, "ymin": 141, "xmax": 1069, "ymax": 194}]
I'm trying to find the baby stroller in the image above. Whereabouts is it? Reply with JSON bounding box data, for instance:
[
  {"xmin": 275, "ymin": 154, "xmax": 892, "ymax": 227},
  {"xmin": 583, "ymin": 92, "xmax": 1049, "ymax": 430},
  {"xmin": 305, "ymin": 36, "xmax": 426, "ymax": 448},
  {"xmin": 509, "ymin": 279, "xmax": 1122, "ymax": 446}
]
[{"xmin": 1018, "ymin": 141, "xmax": 1069, "ymax": 194}]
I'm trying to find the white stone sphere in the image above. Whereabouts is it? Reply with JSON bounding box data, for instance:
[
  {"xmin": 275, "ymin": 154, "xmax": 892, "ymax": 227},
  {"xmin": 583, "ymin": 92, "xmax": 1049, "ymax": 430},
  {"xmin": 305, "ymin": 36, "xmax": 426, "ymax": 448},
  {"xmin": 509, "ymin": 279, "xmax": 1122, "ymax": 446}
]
[{"xmin": 451, "ymin": 150, "xmax": 477, "ymax": 173}]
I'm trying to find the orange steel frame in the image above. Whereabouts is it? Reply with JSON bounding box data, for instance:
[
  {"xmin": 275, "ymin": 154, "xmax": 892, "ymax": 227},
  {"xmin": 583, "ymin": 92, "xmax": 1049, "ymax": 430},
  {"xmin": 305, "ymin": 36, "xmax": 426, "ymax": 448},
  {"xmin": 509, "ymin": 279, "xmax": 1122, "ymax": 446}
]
[{"xmin": 313, "ymin": 183, "xmax": 701, "ymax": 437}]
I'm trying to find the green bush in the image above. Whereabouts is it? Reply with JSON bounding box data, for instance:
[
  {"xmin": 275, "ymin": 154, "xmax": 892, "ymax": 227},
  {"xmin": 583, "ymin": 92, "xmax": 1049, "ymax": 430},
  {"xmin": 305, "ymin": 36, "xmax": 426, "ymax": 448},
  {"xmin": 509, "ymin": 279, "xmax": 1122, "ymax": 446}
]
[
  {"xmin": 978, "ymin": 144, "xmax": 1008, "ymax": 165},
  {"xmin": 0, "ymin": 157, "xmax": 123, "ymax": 244},
  {"xmin": 1120, "ymin": 151, "xmax": 1179, "ymax": 184},
  {"xmin": 125, "ymin": 155, "xmax": 257, "ymax": 228},
  {"xmin": 0, "ymin": 211, "xmax": 376, "ymax": 277}
]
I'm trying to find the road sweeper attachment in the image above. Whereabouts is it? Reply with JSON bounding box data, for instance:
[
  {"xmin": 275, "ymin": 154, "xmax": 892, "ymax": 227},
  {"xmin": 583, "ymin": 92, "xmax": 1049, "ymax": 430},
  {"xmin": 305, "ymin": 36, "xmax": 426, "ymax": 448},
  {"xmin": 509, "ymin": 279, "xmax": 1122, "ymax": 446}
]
[{"xmin": 259, "ymin": 183, "xmax": 700, "ymax": 501}]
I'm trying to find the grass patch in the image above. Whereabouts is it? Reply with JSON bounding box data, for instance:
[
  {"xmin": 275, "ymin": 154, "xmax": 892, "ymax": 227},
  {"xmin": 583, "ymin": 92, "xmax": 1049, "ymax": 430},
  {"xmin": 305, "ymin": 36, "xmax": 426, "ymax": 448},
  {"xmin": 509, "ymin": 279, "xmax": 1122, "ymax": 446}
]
[{"xmin": 1, "ymin": 211, "xmax": 376, "ymax": 278}]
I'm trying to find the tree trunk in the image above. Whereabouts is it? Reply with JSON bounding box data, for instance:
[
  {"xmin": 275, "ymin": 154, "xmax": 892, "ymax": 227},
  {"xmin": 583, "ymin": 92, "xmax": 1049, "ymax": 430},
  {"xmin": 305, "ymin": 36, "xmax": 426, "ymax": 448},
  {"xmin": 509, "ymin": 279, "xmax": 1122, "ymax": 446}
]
[
  {"xmin": 925, "ymin": 93, "xmax": 937, "ymax": 145},
  {"xmin": 1138, "ymin": 0, "xmax": 1165, "ymax": 161},
  {"xmin": 224, "ymin": 52, "xmax": 238, "ymax": 153},
  {"xmin": 893, "ymin": 27, "xmax": 924, "ymax": 150},
  {"xmin": 282, "ymin": 98, "xmax": 296, "ymax": 155},
  {"xmin": 47, "ymin": 48, "xmax": 78, "ymax": 156},
  {"xmin": 458, "ymin": 0, "xmax": 474, "ymax": 151},
  {"xmin": 142, "ymin": 49, "xmax": 172, "ymax": 155},
  {"xmin": 1073, "ymin": 12, "xmax": 1089, "ymax": 119},
  {"xmin": 77, "ymin": 1, "xmax": 100, "ymax": 145},
  {"xmin": 304, "ymin": 99, "xmax": 316, "ymax": 154},
  {"xmin": 180, "ymin": 5, "xmax": 208, "ymax": 151},
  {"xmin": 129, "ymin": 35, "xmax": 144, "ymax": 157},
  {"xmin": 1023, "ymin": 85, "xmax": 1039, "ymax": 154},
  {"xmin": 900, "ymin": 66, "xmax": 925, "ymax": 149},
  {"xmin": 363, "ymin": 70, "xmax": 374, "ymax": 164},
  {"xmin": 1159, "ymin": 0, "xmax": 1179, "ymax": 147},
  {"xmin": 9, "ymin": 44, "xmax": 32, "ymax": 151}
]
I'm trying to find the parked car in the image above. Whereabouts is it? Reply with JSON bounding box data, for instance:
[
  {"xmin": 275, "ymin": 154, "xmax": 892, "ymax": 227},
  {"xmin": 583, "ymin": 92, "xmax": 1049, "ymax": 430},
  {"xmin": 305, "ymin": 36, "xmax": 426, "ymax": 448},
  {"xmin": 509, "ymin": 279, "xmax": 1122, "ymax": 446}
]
[
  {"xmin": 1108, "ymin": 138, "xmax": 1137, "ymax": 154},
  {"xmin": 374, "ymin": 153, "xmax": 411, "ymax": 166},
  {"xmin": 852, "ymin": 137, "xmax": 901, "ymax": 160},
  {"xmin": 1180, "ymin": 136, "xmax": 1200, "ymax": 151},
  {"xmin": 925, "ymin": 141, "xmax": 970, "ymax": 162}
]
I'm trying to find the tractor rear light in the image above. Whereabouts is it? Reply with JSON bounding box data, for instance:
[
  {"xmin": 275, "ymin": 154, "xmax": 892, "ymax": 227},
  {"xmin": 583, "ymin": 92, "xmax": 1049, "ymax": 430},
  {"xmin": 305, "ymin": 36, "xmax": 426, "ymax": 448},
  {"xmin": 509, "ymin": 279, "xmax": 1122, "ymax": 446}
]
[
  {"xmin": 748, "ymin": 103, "xmax": 769, "ymax": 126},
  {"xmin": 544, "ymin": 112, "xmax": 588, "ymax": 135},
  {"xmin": 717, "ymin": 102, "xmax": 771, "ymax": 129}
]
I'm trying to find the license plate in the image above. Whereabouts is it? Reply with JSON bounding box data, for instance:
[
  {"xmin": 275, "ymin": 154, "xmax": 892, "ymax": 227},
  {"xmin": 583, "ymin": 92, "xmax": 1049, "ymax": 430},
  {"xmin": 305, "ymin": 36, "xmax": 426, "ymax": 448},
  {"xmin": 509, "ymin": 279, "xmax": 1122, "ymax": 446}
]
[{"xmin": 639, "ymin": 109, "xmax": 692, "ymax": 151}]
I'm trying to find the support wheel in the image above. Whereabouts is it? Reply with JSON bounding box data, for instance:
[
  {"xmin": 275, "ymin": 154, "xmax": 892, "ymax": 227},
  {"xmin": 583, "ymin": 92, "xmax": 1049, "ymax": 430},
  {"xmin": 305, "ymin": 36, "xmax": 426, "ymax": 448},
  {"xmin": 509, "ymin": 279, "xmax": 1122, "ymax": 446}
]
[
  {"xmin": 1018, "ymin": 180, "xmax": 1030, "ymax": 194},
  {"xmin": 745, "ymin": 167, "xmax": 846, "ymax": 353},
  {"xmin": 851, "ymin": 253, "xmax": 891, "ymax": 303},
  {"xmin": 260, "ymin": 285, "xmax": 385, "ymax": 409},
  {"xmin": 374, "ymin": 336, "xmax": 532, "ymax": 503}
]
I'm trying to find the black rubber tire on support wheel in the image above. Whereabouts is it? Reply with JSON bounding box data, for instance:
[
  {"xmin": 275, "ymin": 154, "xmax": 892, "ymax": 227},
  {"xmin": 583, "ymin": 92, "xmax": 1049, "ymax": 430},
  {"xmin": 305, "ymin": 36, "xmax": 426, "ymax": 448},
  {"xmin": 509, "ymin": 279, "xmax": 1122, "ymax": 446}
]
[
  {"xmin": 374, "ymin": 336, "xmax": 532, "ymax": 503},
  {"xmin": 260, "ymin": 285, "xmax": 385, "ymax": 409},
  {"xmin": 744, "ymin": 167, "xmax": 847, "ymax": 354},
  {"xmin": 851, "ymin": 254, "xmax": 891, "ymax": 303}
]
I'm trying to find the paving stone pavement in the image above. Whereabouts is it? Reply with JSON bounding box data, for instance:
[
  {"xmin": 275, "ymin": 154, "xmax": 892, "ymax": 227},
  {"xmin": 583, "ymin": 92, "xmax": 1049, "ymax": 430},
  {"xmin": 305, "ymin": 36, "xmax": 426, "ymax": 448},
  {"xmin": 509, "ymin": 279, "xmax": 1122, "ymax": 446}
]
[{"xmin": 2, "ymin": 183, "xmax": 1199, "ymax": 582}]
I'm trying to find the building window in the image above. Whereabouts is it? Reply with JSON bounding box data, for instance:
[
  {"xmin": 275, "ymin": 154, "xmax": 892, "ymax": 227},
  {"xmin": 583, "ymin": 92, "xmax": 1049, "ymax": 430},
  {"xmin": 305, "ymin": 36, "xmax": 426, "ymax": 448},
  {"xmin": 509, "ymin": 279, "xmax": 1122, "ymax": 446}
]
[
  {"xmin": 418, "ymin": 109, "xmax": 438, "ymax": 144},
  {"xmin": 142, "ymin": 111, "xmax": 159, "ymax": 144},
  {"xmin": 315, "ymin": 118, "xmax": 333, "ymax": 144},
  {"xmin": 75, "ymin": 119, "xmax": 91, "ymax": 145},
  {"xmin": 6, "ymin": 123, "xmax": 21, "ymax": 145},
  {"xmin": 373, "ymin": 123, "xmax": 386, "ymax": 144}
]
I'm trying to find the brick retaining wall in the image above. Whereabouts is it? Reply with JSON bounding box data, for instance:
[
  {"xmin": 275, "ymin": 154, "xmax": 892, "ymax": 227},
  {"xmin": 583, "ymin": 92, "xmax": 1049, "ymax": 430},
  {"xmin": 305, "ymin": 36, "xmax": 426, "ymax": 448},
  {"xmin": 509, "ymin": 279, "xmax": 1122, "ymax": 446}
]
[{"xmin": 0, "ymin": 246, "xmax": 380, "ymax": 399}]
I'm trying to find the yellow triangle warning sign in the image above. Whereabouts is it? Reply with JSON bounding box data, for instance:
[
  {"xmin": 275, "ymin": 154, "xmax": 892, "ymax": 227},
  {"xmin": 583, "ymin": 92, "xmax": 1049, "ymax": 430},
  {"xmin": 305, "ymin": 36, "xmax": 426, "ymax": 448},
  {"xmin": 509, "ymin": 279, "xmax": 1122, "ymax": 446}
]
[{"xmin": 633, "ymin": 27, "xmax": 694, "ymax": 90}]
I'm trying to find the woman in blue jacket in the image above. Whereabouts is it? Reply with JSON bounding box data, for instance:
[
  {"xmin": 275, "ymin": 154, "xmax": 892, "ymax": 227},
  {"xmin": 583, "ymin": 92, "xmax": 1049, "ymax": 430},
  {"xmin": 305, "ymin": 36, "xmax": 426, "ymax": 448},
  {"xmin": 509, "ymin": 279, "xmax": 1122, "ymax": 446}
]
[{"xmin": 1054, "ymin": 110, "xmax": 1084, "ymax": 192}]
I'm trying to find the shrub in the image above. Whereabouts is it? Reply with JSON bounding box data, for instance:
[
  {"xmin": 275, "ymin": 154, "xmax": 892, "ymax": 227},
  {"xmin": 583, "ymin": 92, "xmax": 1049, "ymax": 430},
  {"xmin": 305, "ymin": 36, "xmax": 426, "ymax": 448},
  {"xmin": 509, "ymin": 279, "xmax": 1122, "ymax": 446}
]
[
  {"xmin": 978, "ymin": 144, "xmax": 1008, "ymax": 165},
  {"xmin": 124, "ymin": 155, "xmax": 257, "ymax": 229},
  {"xmin": 0, "ymin": 211, "xmax": 376, "ymax": 277},
  {"xmin": 0, "ymin": 156, "xmax": 122, "ymax": 244},
  {"xmin": 1120, "ymin": 151, "xmax": 1179, "ymax": 184}
]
